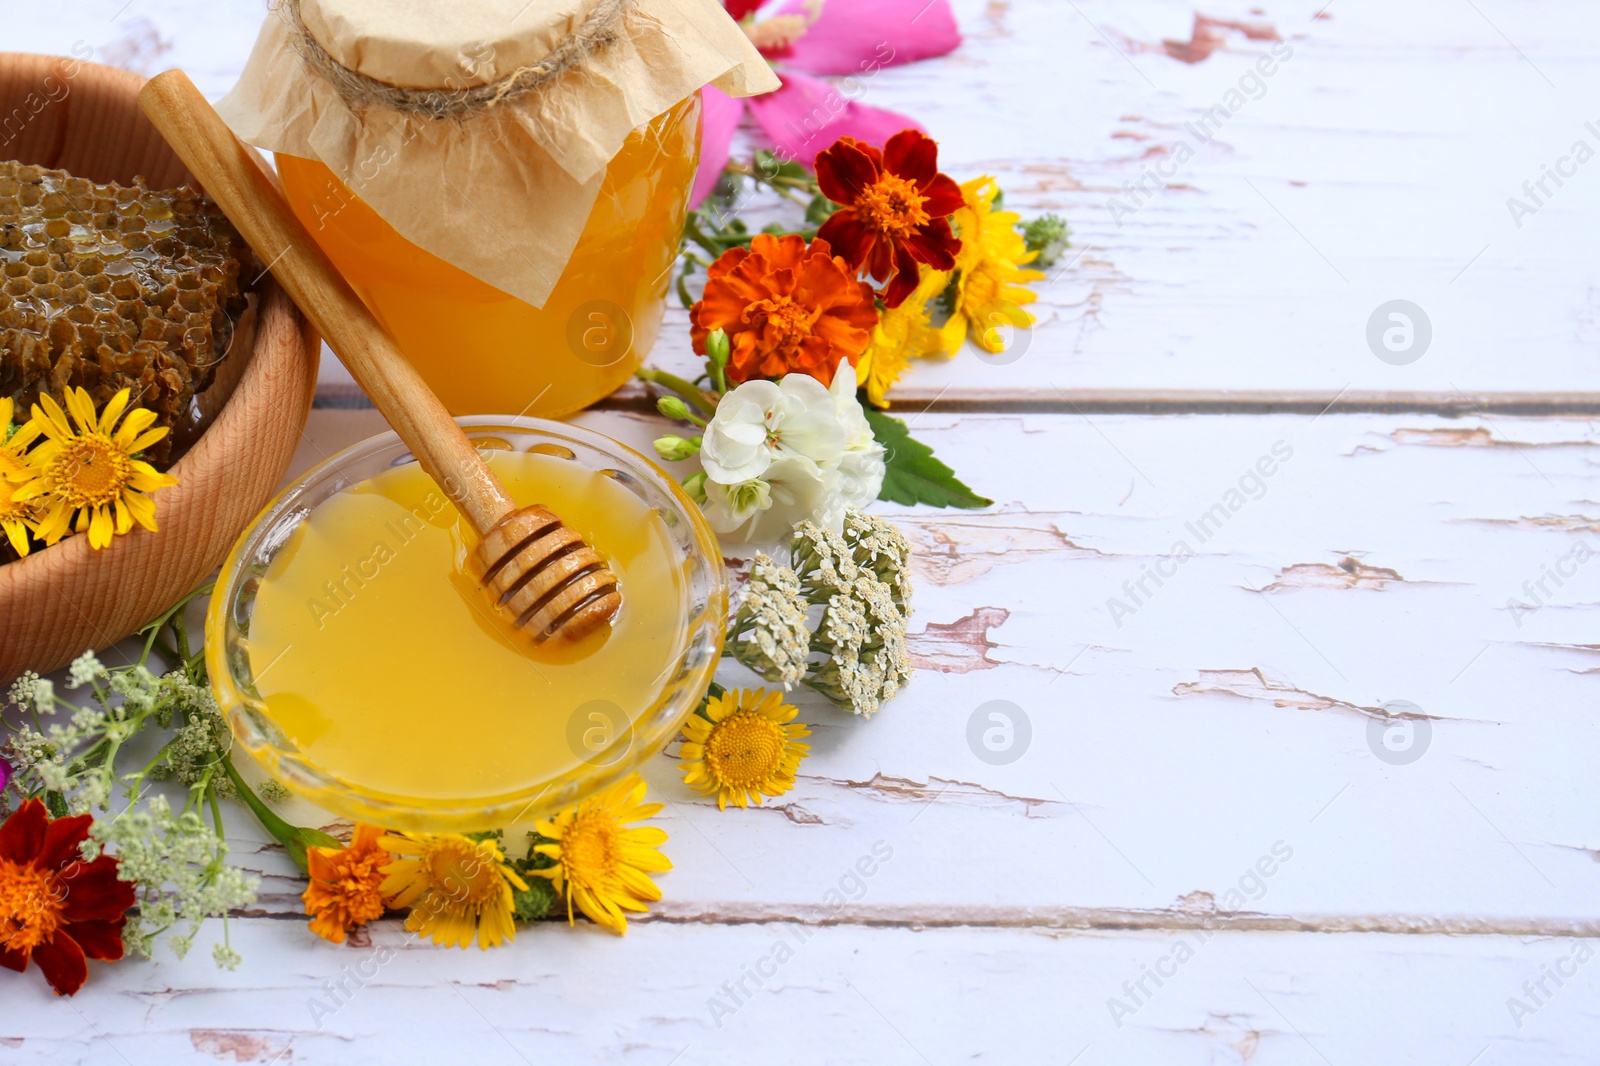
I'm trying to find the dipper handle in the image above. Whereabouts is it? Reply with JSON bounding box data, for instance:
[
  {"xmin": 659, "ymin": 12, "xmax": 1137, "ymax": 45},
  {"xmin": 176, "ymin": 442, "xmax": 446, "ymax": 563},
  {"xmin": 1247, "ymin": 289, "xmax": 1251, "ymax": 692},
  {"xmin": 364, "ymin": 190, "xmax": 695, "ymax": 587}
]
[{"xmin": 138, "ymin": 69, "xmax": 515, "ymax": 533}]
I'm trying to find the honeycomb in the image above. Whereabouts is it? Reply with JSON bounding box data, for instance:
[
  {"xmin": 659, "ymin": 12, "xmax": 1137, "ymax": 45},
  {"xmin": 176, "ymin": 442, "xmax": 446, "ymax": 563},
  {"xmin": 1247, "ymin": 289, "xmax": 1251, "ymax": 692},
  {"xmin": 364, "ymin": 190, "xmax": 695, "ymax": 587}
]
[{"xmin": 0, "ymin": 161, "xmax": 255, "ymax": 466}]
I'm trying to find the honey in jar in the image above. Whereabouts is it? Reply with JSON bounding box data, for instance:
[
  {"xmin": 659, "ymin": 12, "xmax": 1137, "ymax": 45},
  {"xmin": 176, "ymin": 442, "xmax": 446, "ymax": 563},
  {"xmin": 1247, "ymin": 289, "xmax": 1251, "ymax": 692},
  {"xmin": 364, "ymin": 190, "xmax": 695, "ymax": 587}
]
[
  {"xmin": 217, "ymin": 0, "xmax": 778, "ymax": 416},
  {"xmin": 276, "ymin": 95, "xmax": 701, "ymax": 418},
  {"xmin": 243, "ymin": 449, "xmax": 690, "ymax": 805}
]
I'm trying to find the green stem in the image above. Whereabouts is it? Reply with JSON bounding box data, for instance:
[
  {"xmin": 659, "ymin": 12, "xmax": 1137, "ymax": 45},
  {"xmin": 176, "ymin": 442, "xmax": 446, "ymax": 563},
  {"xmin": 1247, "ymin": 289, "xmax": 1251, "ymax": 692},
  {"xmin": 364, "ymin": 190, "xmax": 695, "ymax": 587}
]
[
  {"xmin": 767, "ymin": 184, "xmax": 809, "ymax": 206},
  {"xmin": 635, "ymin": 368, "xmax": 717, "ymax": 417},
  {"xmin": 221, "ymin": 757, "xmax": 320, "ymax": 874},
  {"xmin": 139, "ymin": 581, "xmax": 214, "ymax": 668},
  {"xmin": 151, "ymin": 638, "xmax": 181, "ymax": 668},
  {"xmin": 682, "ymin": 217, "xmax": 732, "ymax": 260},
  {"xmin": 725, "ymin": 161, "xmax": 820, "ymax": 194},
  {"xmin": 205, "ymin": 782, "xmax": 229, "ymax": 879},
  {"xmin": 135, "ymin": 738, "xmax": 175, "ymax": 778},
  {"xmin": 172, "ymin": 612, "xmax": 190, "ymax": 664}
]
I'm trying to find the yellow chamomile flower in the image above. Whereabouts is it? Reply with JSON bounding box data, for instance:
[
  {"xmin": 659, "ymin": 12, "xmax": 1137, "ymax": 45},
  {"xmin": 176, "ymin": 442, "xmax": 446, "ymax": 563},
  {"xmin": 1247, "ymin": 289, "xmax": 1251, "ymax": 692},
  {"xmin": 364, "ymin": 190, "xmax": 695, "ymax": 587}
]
[
  {"xmin": 378, "ymin": 831, "xmax": 527, "ymax": 949},
  {"xmin": 680, "ymin": 688, "xmax": 811, "ymax": 810},
  {"xmin": 855, "ymin": 267, "xmax": 951, "ymax": 408},
  {"xmin": 0, "ymin": 397, "xmax": 44, "ymax": 556},
  {"xmin": 533, "ymin": 772, "xmax": 670, "ymax": 936},
  {"xmin": 939, "ymin": 176, "xmax": 1047, "ymax": 356},
  {"xmin": 14, "ymin": 387, "xmax": 177, "ymax": 550}
]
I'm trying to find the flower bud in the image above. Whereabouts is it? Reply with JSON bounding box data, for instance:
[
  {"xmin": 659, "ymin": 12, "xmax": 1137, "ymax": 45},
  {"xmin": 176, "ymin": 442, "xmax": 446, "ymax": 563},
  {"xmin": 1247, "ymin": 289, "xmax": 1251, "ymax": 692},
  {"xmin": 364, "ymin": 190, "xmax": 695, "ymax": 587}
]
[
  {"xmin": 653, "ymin": 435, "xmax": 702, "ymax": 462},
  {"xmin": 682, "ymin": 471, "xmax": 708, "ymax": 503},
  {"xmin": 705, "ymin": 328, "xmax": 731, "ymax": 368},
  {"xmin": 657, "ymin": 396, "xmax": 693, "ymax": 421},
  {"xmin": 1020, "ymin": 213, "xmax": 1070, "ymax": 269}
]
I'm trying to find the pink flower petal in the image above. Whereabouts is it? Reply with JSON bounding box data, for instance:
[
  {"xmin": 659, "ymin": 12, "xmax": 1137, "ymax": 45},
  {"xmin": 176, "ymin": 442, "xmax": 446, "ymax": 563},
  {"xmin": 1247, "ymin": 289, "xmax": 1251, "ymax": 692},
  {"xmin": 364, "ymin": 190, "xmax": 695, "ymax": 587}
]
[
  {"xmin": 747, "ymin": 71, "xmax": 926, "ymax": 169},
  {"xmin": 774, "ymin": 0, "xmax": 961, "ymax": 76},
  {"xmin": 691, "ymin": 86, "xmax": 750, "ymax": 208}
]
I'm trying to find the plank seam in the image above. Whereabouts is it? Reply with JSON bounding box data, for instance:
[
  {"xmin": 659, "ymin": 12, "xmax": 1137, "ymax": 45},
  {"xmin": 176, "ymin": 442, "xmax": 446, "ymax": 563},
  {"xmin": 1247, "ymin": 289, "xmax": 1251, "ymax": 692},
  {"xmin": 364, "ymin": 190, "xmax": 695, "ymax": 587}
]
[
  {"xmin": 236, "ymin": 906, "xmax": 1600, "ymax": 938},
  {"xmin": 310, "ymin": 385, "xmax": 1600, "ymax": 417}
]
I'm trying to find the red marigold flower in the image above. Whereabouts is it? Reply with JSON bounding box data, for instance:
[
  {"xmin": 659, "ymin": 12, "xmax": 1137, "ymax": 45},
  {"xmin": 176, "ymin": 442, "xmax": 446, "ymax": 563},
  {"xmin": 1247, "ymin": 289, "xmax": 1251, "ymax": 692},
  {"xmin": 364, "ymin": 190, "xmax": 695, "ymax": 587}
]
[
  {"xmin": 692, "ymin": 233, "xmax": 879, "ymax": 385},
  {"xmin": 0, "ymin": 799, "xmax": 135, "ymax": 996},
  {"xmin": 815, "ymin": 129, "xmax": 965, "ymax": 308}
]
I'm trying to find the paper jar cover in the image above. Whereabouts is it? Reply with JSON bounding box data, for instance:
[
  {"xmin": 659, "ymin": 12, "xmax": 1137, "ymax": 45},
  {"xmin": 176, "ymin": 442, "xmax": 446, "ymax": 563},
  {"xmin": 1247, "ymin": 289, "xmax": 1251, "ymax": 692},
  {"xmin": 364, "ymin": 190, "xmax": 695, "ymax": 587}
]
[{"xmin": 217, "ymin": 0, "xmax": 778, "ymax": 307}]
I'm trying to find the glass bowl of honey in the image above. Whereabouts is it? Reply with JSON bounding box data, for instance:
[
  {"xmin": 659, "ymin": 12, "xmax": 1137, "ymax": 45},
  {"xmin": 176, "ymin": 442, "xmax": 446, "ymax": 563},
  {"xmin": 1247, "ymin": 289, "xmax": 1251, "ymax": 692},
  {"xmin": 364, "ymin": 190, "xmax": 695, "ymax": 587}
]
[{"xmin": 206, "ymin": 416, "xmax": 727, "ymax": 832}]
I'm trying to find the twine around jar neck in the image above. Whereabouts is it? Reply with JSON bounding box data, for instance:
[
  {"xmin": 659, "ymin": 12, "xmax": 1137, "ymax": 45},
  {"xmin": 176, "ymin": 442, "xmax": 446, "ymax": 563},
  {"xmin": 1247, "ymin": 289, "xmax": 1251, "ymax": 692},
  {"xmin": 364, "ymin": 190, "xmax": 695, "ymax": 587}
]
[{"xmin": 276, "ymin": 0, "xmax": 637, "ymax": 119}]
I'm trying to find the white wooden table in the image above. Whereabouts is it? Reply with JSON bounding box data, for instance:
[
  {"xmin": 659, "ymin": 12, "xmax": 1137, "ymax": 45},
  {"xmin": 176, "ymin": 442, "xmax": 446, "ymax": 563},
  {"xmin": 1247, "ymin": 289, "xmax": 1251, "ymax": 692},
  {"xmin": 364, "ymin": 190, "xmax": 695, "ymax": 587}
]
[{"xmin": 9, "ymin": 1, "xmax": 1600, "ymax": 1062}]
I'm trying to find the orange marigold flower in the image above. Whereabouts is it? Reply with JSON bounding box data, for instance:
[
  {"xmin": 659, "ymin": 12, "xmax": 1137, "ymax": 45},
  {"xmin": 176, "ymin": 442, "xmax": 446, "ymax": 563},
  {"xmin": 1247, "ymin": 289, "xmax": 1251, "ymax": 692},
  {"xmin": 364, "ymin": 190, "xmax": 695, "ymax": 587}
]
[
  {"xmin": 0, "ymin": 798, "xmax": 135, "ymax": 996},
  {"xmin": 815, "ymin": 129, "xmax": 964, "ymax": 308},
  {"xmin": 692, "ymin": 232, "xmax": 878, "ymax": 385},
  {"xmin": 303, "ymin": 824, "xmax": 389, "ymax": 944}
]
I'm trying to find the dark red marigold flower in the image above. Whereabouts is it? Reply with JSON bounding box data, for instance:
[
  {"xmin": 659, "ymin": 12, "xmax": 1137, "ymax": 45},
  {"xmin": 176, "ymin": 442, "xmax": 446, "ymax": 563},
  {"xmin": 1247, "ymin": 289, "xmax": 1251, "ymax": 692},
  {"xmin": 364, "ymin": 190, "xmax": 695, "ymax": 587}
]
[
  {"xmin": 814, "ymin": 129, "xmax": 965, "ymax": 308},
  {"xmin": 0, "ymin": 799, "xmax": 136, "ymax": 996}
]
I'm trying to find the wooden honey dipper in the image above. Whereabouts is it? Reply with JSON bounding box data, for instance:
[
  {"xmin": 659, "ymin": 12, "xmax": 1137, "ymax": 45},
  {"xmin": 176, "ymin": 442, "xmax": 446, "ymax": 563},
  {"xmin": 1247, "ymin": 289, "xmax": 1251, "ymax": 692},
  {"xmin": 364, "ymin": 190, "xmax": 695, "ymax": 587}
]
[{"xmin": 138, "ymin": 70, "xmax": 621, "ymax": 643}]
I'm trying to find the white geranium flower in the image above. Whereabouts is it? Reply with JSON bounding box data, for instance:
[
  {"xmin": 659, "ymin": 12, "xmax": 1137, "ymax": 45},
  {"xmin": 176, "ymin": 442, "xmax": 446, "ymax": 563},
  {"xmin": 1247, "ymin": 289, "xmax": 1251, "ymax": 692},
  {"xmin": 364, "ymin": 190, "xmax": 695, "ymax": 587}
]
[
  {"xmin": 701, "ymin": 376, "xmax": 846, "ymax": 484},
  {"xmin": 703, "ymin": 457, "xmax": 839, "ymax": 543},
  {"xmin": 699, "ymin": 385, "xmax": 773, "ymax": 483},
  {"xmin": 829, "ymin": 359, "xmax": 886, "ymax": 511},
  {"xmin": 696, "ymin": 359, "xmax": 884, "ymax": 544},
  {"xmin": 703, "ymin": 474, "xmax": 773, "ymax": 530}
]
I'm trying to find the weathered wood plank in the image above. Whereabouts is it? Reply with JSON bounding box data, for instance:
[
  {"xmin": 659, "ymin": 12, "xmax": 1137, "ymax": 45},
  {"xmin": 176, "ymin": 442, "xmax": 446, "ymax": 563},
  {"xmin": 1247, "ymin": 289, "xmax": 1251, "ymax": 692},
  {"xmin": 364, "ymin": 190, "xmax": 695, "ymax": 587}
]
[
  {"xmin": 209, "ymin": 408, "xmax": 1600, "ymax": 931},
  {"xmin": 19, "ymin": 0, "xmax": 1600, "ymax": 404},
  {"xmin": 2, "ymin": 919, "xmax": 1595, "ymax": 1065}
]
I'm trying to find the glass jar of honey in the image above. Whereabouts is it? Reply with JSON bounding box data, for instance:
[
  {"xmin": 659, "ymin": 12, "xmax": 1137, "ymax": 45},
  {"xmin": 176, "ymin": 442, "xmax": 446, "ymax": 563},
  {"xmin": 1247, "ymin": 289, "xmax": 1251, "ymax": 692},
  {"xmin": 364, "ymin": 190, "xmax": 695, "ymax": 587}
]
[
  {"xmin": 218, "ymin": 0, "xmax": 776, "ymax": 417},
  {"xmin": 277, "ymin": 94, "xmax": 701, "ymax": 418}
]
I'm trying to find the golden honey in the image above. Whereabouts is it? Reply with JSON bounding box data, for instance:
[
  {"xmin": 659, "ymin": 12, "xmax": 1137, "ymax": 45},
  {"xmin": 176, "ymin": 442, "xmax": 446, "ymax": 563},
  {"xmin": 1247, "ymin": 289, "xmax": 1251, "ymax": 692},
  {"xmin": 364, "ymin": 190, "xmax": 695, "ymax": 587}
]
[
  {"xmin": 243, "ymin": 449, "xmax": 690, "ymax": 803},
  {"xmin": 276, "ymin": 96, "xmax": 702, "ymax": 419}
]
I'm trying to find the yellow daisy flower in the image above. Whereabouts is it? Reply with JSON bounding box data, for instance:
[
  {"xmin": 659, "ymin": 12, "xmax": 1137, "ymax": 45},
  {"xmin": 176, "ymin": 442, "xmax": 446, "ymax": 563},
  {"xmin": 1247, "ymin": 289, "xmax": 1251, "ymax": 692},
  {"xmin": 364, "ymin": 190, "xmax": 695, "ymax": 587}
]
[
  {"xmin": 680, "ymin": 688, "xmax": 811, "ymax": 811},
  {"xmin": 681, "ymin": 688, "xmax": 812, "ymax": 806},
  {"xmin": 855, "ymin": 267, "xmax": 952, "ymax": 409},
  {"xmin": 378, "ymin": 831, "xmax": 527, "ymax": 949},
  {"xmin": 0, "ymin": 398, "xmax": 43, "ymax": 556},
  {"xmin": 14, "ymin": 387, "xmax": 177, "ymax": 550},
  {"xmin": 533, "ymin": 772, "xmax": 670, "ymax": 936},
  {"xmin": 940, "ymin": 176, "xmax": 1047, "ymax": 355}
]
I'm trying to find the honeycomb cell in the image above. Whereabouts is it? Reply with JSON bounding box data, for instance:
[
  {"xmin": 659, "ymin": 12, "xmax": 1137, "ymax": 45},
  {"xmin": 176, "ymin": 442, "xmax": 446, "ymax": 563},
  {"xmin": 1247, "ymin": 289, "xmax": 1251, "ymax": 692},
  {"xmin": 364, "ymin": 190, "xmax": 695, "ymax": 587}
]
[{"xmin": 0, "ymin": 160, "xmax": 255, "ymax": 466}]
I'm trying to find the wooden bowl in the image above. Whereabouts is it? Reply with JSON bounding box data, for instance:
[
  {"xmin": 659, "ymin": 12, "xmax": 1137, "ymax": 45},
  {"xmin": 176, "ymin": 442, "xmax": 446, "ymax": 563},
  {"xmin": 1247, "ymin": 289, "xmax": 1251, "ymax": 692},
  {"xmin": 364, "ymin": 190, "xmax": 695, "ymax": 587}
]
[{"xmin": 0, "ymin": 53, "xmax": 319, "ymax": 681}]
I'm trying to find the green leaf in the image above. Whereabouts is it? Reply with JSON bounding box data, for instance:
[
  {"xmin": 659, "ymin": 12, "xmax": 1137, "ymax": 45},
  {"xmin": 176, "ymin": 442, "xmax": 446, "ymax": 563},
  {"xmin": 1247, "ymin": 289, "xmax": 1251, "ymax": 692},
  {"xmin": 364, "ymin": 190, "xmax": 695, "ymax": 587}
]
[{"xmin": 864, "ymin": 409, "xmax": 992, "ymax": 509}]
